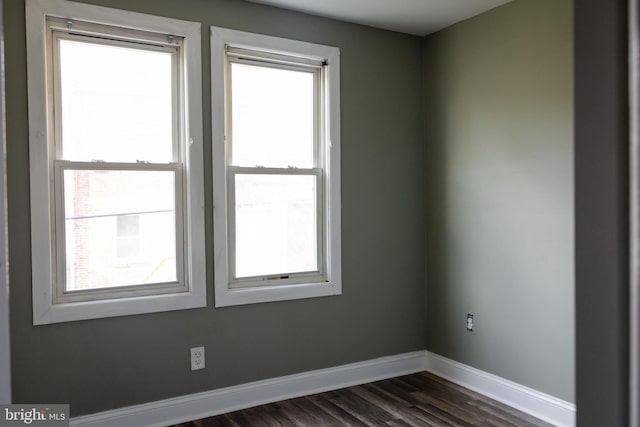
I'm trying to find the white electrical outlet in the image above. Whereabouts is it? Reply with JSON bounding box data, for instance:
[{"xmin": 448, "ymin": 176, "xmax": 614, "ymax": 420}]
[
  {"xmin": 466, "ymin": 314, "xmax": 474, "ymax": 332},
  {"xmin": 190, "ymin": 346, "xmax": 205, "ymax": 371}
]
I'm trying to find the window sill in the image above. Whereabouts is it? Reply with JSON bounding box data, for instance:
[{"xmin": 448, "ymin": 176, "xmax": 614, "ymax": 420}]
[{"xmin": 33, "ymin": 289, "xmax": 206, "ymax": 325}]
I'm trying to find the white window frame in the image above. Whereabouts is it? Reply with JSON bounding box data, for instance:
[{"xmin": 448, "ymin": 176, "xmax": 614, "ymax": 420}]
[
  {"xmin": 26, "ymin": 0, "xmax": 206, "ymax": 325},
  {"xmin": 211, "ymin": 26, "xmax": 341, "ymax": 307}
]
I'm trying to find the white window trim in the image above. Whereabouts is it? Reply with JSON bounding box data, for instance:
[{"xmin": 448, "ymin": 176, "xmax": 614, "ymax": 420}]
[
  {"xmin": 211, "ymin": 26, "xmax": 341, "ymax": 307},
  {"xmin": 26, "ymin": 0, "xmax": 206, "ymax": 325}
]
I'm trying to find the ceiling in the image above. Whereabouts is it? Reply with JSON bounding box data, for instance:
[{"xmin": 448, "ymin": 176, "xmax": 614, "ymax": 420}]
[{"xmin": 246, "ymin": 0, "xmax": 513, "ymax": 36}]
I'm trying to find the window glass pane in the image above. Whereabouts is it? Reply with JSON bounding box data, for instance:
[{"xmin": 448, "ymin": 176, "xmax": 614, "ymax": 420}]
[
  {"xmin": 231, "ymin": 63, "xmax": 315, "ymax": 168},
  {"xmin": 64, "ymin": 169, "xmax": 177, "ymax": 290},
  {"xmin": 235, "ymin": 174, "xmax": 317, "ymax": 278},
  {"xmin": 117, "ymin": 215, "xmax": 139, "ymax": 237},
  {"xmin": 117, "ymin": 215, "xmax": 140, "ymax": 258},
  {"xmin": 59, "ymin": 39, "xmax": 174, "ymax": 163}
]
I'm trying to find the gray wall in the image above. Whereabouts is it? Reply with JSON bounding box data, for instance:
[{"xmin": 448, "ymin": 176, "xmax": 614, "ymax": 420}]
[
  {"xmin": 575, "ymin": 0, "xmax": 629, "ymax": 424},
  {"xmin": 424, "ymin": 0, "xmax": 575, "ymax": 402},
  {"xmin": 5, "ymin": 0, "xmax": 427, "ymax": 415}
]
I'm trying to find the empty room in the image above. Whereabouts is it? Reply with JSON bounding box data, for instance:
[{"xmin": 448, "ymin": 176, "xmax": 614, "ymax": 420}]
[{"xmin": 0, "ymin": 0, "xmax": 633, "ymax": 426}]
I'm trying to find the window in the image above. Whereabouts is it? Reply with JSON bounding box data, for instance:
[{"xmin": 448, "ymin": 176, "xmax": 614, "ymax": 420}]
[
  {"xmin": 26, "ymin": 0, "xmax": 205, "ymax": 324},
  {"xmin": 211, "ymin": 27, "xmax": 341, "ymax": 306}
]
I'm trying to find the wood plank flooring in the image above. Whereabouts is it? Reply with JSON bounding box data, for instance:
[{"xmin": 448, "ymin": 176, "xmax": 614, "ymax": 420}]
[{"xmin": 172, "ymin": 372, "xmax": 553, "ymax": 427}]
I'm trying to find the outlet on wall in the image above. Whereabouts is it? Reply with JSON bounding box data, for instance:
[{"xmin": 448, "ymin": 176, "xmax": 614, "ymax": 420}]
[
  {"xmin": 466, "ymin": 314, "xmax": 474, "ymax": 332},
  {"xmin": 190, "ymin": 346, "xmax": 205, "ymax": 371}
]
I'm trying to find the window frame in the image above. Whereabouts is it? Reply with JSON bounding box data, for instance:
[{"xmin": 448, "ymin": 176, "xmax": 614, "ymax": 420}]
[
  {"xmin": 211, "ymin": 26, "xmax": 341, "ymax": 307},
  {"xmin": 26, "ymin": 0, "xmax": 206, "ymax": 325},
  {"xmin": 226, "ymin": 51, "xmax": 324, "ymax": 287}
]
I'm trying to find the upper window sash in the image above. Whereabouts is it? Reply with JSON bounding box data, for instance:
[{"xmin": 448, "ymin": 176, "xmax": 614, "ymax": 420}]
[
  {"xmin": 225, "ymin": 50, "xmax": 323, "ymax": 169},
  {"xmin": 48, "ymin": 19, "xmax": 182, "ymax": 164}
]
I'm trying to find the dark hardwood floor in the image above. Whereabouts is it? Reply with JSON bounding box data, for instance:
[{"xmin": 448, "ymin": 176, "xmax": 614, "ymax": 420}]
[{"xmin": 172, "ymin": 371, "xmax": 552, "ymax": 426}]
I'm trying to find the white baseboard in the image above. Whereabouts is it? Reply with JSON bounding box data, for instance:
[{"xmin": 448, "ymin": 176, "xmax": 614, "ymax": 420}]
[
  {"xmin": 424, "ymin": 351, "xmax": 576, "ymax": 427},
  {"xmin": 71, "ymin": 350, "xmax": 575, "ymax": 427},
  {"xmin": 70, "ymin": 351, "xmax": 427, "ymax": 427}
]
